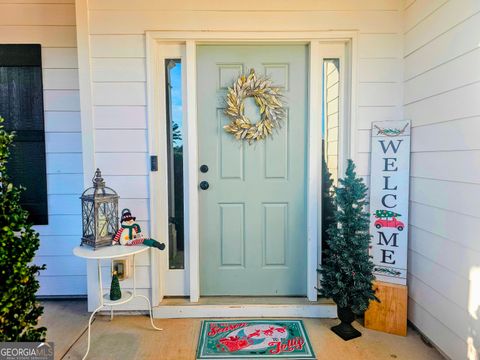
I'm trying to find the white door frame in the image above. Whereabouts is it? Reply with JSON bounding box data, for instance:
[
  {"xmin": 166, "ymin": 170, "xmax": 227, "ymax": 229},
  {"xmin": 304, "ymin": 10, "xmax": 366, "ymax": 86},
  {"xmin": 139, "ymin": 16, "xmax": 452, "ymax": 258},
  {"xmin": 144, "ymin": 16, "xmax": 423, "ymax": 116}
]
[{"xmin": 146, "ymin": 31, "xmax": 357, "ymax": 304}]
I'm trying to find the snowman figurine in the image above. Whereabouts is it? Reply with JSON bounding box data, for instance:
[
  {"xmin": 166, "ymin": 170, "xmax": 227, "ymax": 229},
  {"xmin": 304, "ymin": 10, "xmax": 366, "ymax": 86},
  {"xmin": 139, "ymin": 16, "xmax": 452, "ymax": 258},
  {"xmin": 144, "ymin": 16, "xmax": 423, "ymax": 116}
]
[{"xmin": 113, "ymin": 208, "xmax": 165, "ymax": 250}]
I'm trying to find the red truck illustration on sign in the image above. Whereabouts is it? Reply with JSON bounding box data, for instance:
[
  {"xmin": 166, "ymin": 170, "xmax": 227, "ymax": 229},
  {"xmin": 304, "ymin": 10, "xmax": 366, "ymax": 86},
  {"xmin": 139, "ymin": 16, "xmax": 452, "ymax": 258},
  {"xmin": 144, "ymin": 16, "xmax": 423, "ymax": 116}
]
[{"xmin": 373, "ymin": 210, "xmax": 404, "ymax": 231}]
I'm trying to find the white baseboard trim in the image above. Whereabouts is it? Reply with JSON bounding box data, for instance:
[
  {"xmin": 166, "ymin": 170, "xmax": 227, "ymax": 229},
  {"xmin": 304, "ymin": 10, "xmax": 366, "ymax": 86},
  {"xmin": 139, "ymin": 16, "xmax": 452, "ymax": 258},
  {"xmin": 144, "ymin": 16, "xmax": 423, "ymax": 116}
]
[{"xmin": 153, "ymin": 304, "xmax": 337, "ymax": 319}]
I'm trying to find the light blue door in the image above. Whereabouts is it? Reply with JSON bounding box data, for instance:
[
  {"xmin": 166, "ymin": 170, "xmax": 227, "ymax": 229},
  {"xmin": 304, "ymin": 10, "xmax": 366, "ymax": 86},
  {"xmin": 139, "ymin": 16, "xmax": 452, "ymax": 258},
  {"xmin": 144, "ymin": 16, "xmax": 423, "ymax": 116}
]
[{"xmin": 197, "ymin": 45, "xmax": 308, "ymax": 295}]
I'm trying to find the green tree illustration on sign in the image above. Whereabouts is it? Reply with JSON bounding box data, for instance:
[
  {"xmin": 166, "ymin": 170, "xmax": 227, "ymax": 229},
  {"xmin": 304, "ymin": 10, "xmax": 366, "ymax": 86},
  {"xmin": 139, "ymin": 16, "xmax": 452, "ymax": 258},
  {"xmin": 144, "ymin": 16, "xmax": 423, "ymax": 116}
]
[{"xmin": 374, "ymin": 210, "xmax": 401, "ymax": 218}]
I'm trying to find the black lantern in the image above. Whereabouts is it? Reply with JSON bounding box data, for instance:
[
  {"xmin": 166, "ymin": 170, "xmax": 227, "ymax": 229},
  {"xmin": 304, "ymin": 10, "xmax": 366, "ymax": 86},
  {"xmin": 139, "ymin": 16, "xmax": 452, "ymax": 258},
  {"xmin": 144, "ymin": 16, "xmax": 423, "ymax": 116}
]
[{"xmin": 80, "ymin": 169, "xmax": 119, "ymax": 249}]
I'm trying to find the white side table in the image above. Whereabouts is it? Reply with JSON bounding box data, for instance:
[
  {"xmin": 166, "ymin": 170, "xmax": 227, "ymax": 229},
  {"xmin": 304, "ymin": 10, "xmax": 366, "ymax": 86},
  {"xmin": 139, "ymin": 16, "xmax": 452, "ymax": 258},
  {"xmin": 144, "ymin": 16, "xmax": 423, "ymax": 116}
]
[{"xmin": 73, "ymin": 245, "xmax": 162, "ymax": 360}]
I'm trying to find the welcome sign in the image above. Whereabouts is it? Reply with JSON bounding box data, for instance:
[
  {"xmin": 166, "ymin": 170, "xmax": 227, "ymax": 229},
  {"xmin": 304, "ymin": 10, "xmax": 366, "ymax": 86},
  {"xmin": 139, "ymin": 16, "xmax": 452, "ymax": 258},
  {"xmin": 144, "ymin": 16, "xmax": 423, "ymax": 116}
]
[{"xmin": 369, "ymin": 121, "xmax": 411, "ymax": 285}]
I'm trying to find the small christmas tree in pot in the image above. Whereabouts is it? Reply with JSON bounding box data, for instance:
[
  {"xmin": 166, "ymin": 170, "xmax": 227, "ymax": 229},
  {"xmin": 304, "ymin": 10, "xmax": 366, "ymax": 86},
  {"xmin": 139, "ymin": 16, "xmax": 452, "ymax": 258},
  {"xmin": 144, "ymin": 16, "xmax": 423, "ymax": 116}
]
[
  {"xmin": 110, "ymin": 271, "xmax": 122, "ymax": 301},
  {"xmin": 318, "ymin": 159, "xmax": 379, "ymax": 341}
]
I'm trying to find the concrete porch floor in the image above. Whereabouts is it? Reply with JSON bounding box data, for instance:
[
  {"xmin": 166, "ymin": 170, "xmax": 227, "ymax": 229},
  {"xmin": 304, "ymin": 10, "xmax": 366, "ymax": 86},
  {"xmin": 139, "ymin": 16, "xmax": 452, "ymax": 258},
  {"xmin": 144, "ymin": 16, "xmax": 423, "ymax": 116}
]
[{"xmin": 40, "ymin": 299, "xmax": 444, "ymax": 360}]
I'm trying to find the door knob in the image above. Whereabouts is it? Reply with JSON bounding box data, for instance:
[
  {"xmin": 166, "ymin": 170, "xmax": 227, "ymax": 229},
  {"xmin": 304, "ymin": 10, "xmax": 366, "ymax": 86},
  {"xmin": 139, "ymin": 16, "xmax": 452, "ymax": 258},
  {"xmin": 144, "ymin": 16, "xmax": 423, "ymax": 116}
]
[
  {"xmin": 199, "ymin": 181, "xmax": 209, "ymax": 190},
  {"xmin": 200, "ymin": 164, "xmax": 209, "ymax": 173}
]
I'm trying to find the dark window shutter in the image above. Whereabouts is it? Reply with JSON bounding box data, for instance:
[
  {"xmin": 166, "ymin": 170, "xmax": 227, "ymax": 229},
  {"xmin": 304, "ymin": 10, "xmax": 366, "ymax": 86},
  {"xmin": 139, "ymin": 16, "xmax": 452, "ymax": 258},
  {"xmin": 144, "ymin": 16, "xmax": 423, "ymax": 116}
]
[{"xmin": 0, "ymin": 44, "xmax": 48, "ymax": 225}]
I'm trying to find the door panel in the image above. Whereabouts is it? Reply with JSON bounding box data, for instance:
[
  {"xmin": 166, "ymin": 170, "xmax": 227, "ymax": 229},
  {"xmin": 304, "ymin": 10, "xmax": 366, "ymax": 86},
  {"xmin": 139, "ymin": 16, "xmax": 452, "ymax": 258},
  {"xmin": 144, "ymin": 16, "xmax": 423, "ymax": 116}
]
[{"xmin": 197, "ymin": 44, "xmax": 308, "ymax": 295}]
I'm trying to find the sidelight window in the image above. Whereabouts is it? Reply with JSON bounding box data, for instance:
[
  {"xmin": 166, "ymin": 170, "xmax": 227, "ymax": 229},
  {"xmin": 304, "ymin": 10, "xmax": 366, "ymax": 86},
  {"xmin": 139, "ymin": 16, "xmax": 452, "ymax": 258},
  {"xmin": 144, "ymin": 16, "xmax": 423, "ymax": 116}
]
[{"xmin": 165, "ymin": 59, "xmax": 185, "ymax": 269}]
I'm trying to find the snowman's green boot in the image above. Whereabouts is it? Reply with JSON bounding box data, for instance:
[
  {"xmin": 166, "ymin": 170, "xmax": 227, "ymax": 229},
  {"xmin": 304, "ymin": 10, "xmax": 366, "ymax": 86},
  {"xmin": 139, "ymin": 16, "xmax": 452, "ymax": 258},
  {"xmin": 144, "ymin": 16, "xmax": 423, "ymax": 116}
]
[{"xmin": 143, "ymin": 238, "xmax": 166, "ymax": 250}]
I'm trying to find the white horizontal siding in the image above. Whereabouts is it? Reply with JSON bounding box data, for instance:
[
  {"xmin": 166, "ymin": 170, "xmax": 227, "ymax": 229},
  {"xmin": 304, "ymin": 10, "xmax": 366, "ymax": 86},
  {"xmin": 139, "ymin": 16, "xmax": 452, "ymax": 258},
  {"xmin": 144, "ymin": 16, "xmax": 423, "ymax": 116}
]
[
  {"xmin": 404, "ymin": 1, "xmax": 480, "ymax": 358},
  {"xmin": 0, "ymin": 0, "xmax": 74, "ymax": 3},
  {"xmin": 45, "ymin": 111, "xmax": 81, "ymax": 132},
  {"xmin": 37, "ymin": 255, "xmax": 86, "ymax": 277},
  {"xmin": 46, "ymin": 153, "xmax": 83, "ymax": 174},
  {"xmin": 102, "ymin": 175, "xmax": 149, "ymax": 199},
  {"xmin": 0, "ymin": 3, "xmax": 75, "ymax": 25},
  {"xmin": 44, "ymin": 90, "xmax": 80, "ymax": 111},
  {"xmin": 358, "ymin": 83, "xmax": 402, "ymax": 106},
  {"xmin": 359, "ymin": 58, "xmax": 402, "ymax": 82},
  {"xmin": 89, "ymin": 0, "xmax": 401, "ymax": 11},
  {"xmin": 405, "ymin": 47, "xmax": 480, "ymax": 104},
  {"xmin": 96, "ymin": 153, "xmax": 149, "ymax": 175},
  {"xmin": 410, "ymin": 201, "xmax": 480, "ymax": 253},
  {"xmin": 47, "ymin": 173, "xmax": 83, "ymax": 194},
  {"xmin": 410, "ymin": 177, "xmax": 480, "ymax": 217},
  {"xmin": 410, "ymin": 151, "xmax": 480, "ymax": 184},
  {"xmin": 36, "ymin": 215, "xmax": 82, "ymax": 236},
  {"xmin": 93, "ymin": 82, "xmax": 146, "ymax": 106},
  {"xmin": 409, "ymin": 273, "xmax": 475, "ymax": 343},
  {"xmin": 47, "ymin": 194, "xmax": 81, "ymax": 215},
  {"xmin": 37, "ymin": 236, "xmax": 81, "ymax": 257},
  {"xmin": 357, "ymin": 106, "xmax": 403, "ymax": 129},
  {"xmin": 89, "ymin": 10, "xmax": 401, "ymax": 34},
  {"xmin": 404, "ymin": 0, "xmax": 480, "ymax": 56},
  {"xmin": 409, "ymin": 250, "xmax": 469, "ymax": 311},
  {"xmin": 91, "ymin": 35, "xmax": 145, "ymax": 58},
  {"xmin": 408, "ymin": 278, "xmax": 473, "ymax": 358},
  {"xmin": 358, "ymin": 33, "xmax": 402, "ymax": 58},
  {"xmin": 94, "ymin": 106, "xmax": 147, "ymax": 129},
  {"xmin": 410, "ymin": 225, "xmax": 479, "ymax": 281},
  {"xmin": 42, "ymin": 47, "xmax": 78, "ymax": 69},
  {"xmin": 410, "ymin": 117, "xmax": 480, "ymax": 152},
  {"xmin": 95, "ymin": 130, "xmax": 147, "ymax": 153},
  {"xmin": 92, "ymin": 58, "xmax": 146, "ymax": 82},
  {"xmin": 46, "ymin": 133, "xmax": 82, "ymax": 153},
  {"xmin": 0, "ymin": 26, "xmax": 76, "ymax": 47},
  {"xmin": 117, "ymin": 199, "xmax": 150, "ymax": 220},
  {"xmin": 405, "ymin": 11, "xmax": 480, "ymax": 80},
  {"xmin": 404, "ymin": 81, "xmax": 480, "ymax": 128},
  {"xmin": 0, "ymin": 2, "xmax": 84, "ymax": 296},
  {"xmin": 403, "ymin": 0, "xmax": 448, "ymax": 33},
  {"xmin": 43, "ymin": 69, "xmax": 79, "ymax": 90},
  {"xmin": 38, "ymin": 276, "xmax": 86, "ymax": 297}
]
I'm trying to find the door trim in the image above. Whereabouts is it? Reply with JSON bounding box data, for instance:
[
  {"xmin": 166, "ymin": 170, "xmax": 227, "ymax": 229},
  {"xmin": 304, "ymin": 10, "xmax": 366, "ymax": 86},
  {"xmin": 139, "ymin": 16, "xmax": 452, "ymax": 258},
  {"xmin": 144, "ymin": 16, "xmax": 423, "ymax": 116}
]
[{"xmin": 146, "ymin": 31, "xmax": 357, "ymax": 304}]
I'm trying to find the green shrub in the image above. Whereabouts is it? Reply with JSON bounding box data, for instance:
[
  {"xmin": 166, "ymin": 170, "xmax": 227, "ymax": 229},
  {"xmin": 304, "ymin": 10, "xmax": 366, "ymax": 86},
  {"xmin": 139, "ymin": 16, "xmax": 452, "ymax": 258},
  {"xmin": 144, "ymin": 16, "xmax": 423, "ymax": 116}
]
[{"xmin": 0, "ymin": 117, "xmax": 46, "ymax": 341}]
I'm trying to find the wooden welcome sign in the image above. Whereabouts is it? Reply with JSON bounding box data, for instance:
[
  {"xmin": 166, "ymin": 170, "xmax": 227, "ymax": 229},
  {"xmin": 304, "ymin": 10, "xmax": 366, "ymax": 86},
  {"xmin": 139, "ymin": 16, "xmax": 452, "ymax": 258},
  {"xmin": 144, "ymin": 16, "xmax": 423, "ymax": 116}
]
[
  {"xmin": 365, "ymin": 121, "xmax": 410, "ymax": 336},
  {"xmin": 368, "ymin": 121, "xmax": 411, "ymax": 285}
]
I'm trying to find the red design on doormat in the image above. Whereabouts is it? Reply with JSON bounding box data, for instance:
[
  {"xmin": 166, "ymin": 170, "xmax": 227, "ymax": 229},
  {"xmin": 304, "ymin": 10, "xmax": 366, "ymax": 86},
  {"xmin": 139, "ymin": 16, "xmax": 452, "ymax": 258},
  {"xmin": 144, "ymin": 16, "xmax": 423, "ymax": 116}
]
[
  {"xmin": 263, "ymin": 327, "xmax": 275, "ymax": 336},
  {"xmin": 208, "ymin": 322, "xmax": 247, "ymax": 337},
  {"xmin": 247, "ymin": 329, "xmax": 261, "ymax": 338},
  {"xmin": 268, "ymin": 337, "xmax": 305, "ymax": 355},
  {"xmin": 219, "ymin": 336, "xmax": 251, "ymax": 352}
]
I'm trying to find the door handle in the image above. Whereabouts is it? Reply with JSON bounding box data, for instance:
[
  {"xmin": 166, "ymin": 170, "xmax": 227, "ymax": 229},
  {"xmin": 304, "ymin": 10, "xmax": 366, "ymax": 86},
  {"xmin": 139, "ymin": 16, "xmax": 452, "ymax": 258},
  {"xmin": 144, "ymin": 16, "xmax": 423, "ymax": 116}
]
[
  {"xmin": 199, "ymin": 181, "xmax": 209, "ymax": 190},
  {"xmin": 200, "ymin": 164, "xmax": 209, "ymax": 173}
]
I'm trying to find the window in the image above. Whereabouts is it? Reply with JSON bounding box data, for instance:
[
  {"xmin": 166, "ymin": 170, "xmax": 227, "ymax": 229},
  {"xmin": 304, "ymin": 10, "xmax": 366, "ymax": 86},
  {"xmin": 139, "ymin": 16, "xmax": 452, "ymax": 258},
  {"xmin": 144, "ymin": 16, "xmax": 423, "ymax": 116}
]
[
  {"xmin": 322, "ymin": 58, "xmax": 341, "ymax": 260},
  {"xmin": 323, "ymin": 59, "xmax": 340, "ymax": 184},
  {"xmin": 165, "ymin": 59, "xmax": 184, "ymax": 269},
  {"xmin": 0, "ymin": 44, "xmax": 48, "ymax": 224}
]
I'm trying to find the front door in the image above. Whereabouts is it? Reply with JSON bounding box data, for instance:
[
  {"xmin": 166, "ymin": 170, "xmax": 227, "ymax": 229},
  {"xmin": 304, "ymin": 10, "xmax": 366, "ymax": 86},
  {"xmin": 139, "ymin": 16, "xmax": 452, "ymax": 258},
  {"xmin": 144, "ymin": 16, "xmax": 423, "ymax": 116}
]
[{"xmin": 197, "ymin": 44, "xmax": 308, "ymax": 296}]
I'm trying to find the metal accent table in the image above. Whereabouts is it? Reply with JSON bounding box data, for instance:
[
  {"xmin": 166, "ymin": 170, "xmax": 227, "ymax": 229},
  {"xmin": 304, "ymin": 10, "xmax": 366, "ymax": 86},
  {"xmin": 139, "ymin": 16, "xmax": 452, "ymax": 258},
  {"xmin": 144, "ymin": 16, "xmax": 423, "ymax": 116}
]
[{"xmin": 73, "ymin": 245, "xmax": 162, "ymax": 360}]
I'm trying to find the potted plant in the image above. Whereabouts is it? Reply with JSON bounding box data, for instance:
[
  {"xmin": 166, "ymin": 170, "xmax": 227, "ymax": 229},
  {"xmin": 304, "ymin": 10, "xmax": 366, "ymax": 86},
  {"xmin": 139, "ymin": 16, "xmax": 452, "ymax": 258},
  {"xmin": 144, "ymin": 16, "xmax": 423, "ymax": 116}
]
[{"xmin": 318, "ymin": 159, "xmax": 379, "ymax": 340}]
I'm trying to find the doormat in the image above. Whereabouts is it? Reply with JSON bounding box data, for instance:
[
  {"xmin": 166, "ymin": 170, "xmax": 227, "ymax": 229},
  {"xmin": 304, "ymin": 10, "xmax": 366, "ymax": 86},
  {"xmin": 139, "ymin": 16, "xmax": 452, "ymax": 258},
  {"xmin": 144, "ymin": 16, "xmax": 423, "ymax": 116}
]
[{"xmin": 196, "ymin": 319, "xmax": 316, "ymax": 359}]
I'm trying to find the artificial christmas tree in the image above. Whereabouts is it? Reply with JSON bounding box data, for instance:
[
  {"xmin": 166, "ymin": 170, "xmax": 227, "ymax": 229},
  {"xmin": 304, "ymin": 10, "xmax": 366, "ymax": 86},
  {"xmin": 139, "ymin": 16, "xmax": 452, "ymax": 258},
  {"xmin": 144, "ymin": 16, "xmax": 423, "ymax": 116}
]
[
  {"xmin": 321, "ymin": 155, "xmax": 335, "ymax": 262},
  {"xmin": 318, "ymin": 159, "xmax": 379, "ymax": 340},
  {"xmin": 0, "ymin": 117, "xmax": 47, "ymax": 341},
  {"xmin": 110, "ymin": 271, "xmax": 122, "ymax": 301}
]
